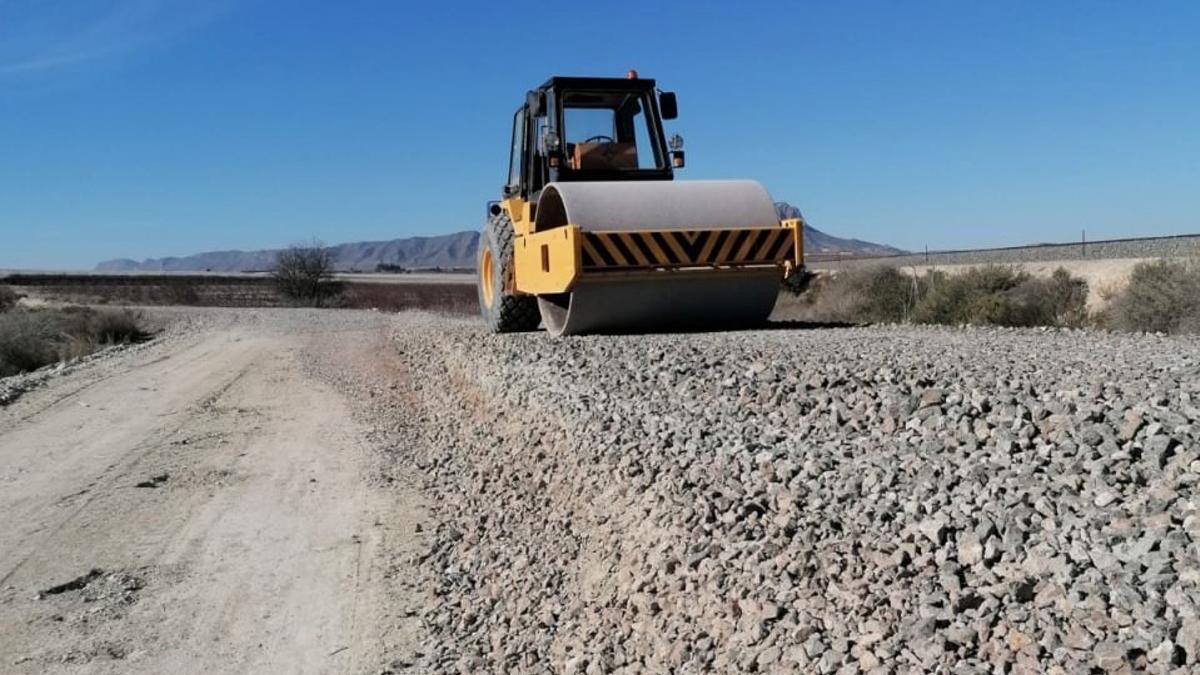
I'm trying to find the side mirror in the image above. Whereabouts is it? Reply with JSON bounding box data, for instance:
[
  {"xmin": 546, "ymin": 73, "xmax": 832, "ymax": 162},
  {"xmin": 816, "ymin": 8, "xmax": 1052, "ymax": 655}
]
[
  {"xmin": 669, "ymin": 133, "xmax": 685, "ymax": 168},
  {"xmin": 541, "ymin": 127, "xmax": 561, "ymax": 153},
  {"xmin": 541, "ymin": 127, "xmax": 562, "ymax": 167},
  {"xmin": 659, "ymin": 91, "xmax": 678, "ymax": 120}
]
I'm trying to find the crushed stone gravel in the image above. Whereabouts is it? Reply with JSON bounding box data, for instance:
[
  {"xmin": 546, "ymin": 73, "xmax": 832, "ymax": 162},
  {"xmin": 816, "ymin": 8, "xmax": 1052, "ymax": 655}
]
[{"xmin": 385, "ymin": 316, "xmax": 1200, "ymax": 674}]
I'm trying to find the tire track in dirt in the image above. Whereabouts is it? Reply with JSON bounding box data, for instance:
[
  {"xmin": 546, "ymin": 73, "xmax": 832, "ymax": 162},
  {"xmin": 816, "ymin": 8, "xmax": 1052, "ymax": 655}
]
[{"xmin": 0, "ymin": 309, "xmax": 427, "ymax": 675}]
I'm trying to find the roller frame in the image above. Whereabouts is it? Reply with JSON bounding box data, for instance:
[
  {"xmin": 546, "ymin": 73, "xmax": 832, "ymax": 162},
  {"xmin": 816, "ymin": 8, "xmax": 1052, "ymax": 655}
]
[{"xmin": 510, "ymin": 214, "xmax": 805, "ymax": 296}]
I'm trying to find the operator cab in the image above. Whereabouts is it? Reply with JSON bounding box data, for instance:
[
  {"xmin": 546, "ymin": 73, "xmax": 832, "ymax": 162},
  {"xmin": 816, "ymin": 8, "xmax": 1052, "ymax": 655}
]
[{"xmin": 504, "ymin": 73, "xmax": 683, "ymax": 201}]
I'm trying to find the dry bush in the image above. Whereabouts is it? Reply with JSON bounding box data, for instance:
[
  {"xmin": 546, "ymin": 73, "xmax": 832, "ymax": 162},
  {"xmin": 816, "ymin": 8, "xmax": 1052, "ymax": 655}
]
[
  {"xmin": 0, "ymin": 307, "xmax": 147, "ymax": 377},
  {"xmin": 87, "ymin": 308, "xmax": 146, "ymax": 344},
  {"xmin": 0, "ymin": 285, "xmax": 18, "ymax": 312},
  {"xmin": 340, "ymin": 282, "xmax": 476, "ymax": 314},
  {"xmin": 783, "ymin": 265, "xmax": 1089, "ymax": 328},
  {"xmin": 1018, "ymin": 268, "xmax": 1090, "ymax": 328},
  {"xmin": 273, "ymin": 243, "xmax": 338, "ymax": 306},
  {"xmin": 913, "ymin": 266, "xmax": 1022, "ymax": 325},
  {"xmin": 913, "ymin": 265, "xmax": 1089, "ymax": 328},
  {"xmin": 1095, "ymin": 278, "xmax": 1125, "ymax": 305},
  {"xmin": 1105, "ymin": 259, "xmax": 1200, "ymax": 334},
  {"xmin": 779, "ymin": 266, "xmax": 927, "ymax": 323},
  {"xmin": 0, "ymin": 312, "xmax": 50, "ymax": 375}
]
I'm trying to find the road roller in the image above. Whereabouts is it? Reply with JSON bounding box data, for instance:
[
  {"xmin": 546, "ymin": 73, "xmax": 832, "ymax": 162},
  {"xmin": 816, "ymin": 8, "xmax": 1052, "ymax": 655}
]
[{"xmin": 476, "ymin": 72, "xmax": 805, "ymax": 336}]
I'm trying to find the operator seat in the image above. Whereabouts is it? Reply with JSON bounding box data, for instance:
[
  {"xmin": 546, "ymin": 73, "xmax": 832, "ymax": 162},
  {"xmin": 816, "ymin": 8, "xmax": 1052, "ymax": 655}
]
[{"xmin": 571, "ymin": 142, "xmax": 637, "ymax": 170}]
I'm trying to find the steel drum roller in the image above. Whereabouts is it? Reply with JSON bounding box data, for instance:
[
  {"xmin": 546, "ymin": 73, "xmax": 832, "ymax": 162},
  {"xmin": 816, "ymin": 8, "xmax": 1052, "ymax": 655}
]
[{"xmin": 533, "ymin": 180, "xmax": 784, "ymax": 336}]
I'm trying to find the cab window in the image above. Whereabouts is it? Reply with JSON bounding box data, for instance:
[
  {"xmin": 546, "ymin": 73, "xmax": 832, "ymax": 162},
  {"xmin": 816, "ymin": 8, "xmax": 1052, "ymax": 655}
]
[
  {"xmin": 507, "ymin": 108, "xmax": 525, "ymax": 189},
  {"xmin": 561, "ymin": 91, "xmax": 662, "ymax": 171}
]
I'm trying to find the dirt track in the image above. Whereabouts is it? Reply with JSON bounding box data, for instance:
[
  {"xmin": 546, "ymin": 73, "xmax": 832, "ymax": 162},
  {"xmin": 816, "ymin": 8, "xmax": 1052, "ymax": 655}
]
[{"xmin": 0, "ymin": 310, "xmax": 425, "ymax": 674}]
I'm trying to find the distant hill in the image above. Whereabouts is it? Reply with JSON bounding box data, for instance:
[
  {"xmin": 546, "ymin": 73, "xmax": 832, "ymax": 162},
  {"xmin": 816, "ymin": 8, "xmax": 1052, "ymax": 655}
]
[
  {"xmin": 774, "ymin": 202, "xmax": 905, "ymax": 256},
  {"xmin": 96, "ymin": 232, "xmax": 480, "ymax": 272},
  {"xmin": 96, "ymin": 209, "xmax": 901, "ymax": 272}
]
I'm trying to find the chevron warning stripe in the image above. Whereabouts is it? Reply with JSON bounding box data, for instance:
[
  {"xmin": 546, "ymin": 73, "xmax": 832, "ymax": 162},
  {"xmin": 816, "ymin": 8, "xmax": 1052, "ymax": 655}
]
[{"xmin": 580, "ymin": 228, "xmax": 795, "ymax": 270}]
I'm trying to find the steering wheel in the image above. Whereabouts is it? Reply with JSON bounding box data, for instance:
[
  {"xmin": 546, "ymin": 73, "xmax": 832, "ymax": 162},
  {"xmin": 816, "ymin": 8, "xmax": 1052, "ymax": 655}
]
[{"xmin": 583, "ymin": 134, "xmax": 615, "ymax": 144}]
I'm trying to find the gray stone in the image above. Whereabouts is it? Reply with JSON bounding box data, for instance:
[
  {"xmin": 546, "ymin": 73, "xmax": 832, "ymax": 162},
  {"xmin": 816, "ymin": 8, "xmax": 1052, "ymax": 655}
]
[
  {"xmin": 1176, "ymin": 617, "xmax": 1200, "ymax": 664},
  {"xmin": 957, "ymin": 531, "xmax": 983, "ymax": 566}
]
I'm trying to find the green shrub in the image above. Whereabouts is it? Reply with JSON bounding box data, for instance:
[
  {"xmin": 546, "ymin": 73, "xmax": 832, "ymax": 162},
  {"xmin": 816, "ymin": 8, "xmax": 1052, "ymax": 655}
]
[
  {"xmin": 0, "ymin": 307, "xmax": 147, "ymax": 377},
  {"xmin": 1106, "ymin": 259, "xmax": 1200, "ymax": 334}
]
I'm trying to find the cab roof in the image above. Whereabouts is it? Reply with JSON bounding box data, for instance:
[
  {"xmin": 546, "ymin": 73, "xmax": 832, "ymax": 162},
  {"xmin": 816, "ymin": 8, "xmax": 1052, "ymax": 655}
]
[{"xmin": 538, "ymin": 76, "xmax": 657, "ymax": 93}]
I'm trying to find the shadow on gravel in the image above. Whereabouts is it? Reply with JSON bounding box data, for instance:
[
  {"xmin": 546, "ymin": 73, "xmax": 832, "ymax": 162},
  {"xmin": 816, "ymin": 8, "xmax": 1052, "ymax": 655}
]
[
  {"xmin": 534, "ymin": 319, "xmax": 862, "ymax": 336},
  {"xmin": 762, "ymin": 319, "xmax": 861, "ymax": 331}
]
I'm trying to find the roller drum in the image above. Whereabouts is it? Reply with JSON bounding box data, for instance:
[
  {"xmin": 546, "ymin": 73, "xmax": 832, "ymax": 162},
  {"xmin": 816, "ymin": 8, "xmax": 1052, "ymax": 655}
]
[
  {"xmin": 531, "ymin": 180, "xmax": 785, "ymax": 336},
  {"xmin": 537, "ymin": 269, "xmax": 781, "ymax": 336},
  {"xmin": 534, "ymin": 180, "xmax": 780, "ymax": 233}
]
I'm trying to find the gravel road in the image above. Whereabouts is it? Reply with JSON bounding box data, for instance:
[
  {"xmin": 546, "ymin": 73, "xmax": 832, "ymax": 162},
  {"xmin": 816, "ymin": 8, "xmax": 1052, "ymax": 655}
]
[
  {"xmin": 0, "ymin": 309, "xmax": 428, "ymax": 674},
  {"xmin": 4, "ymin": 309, "xmax": 1199, "ymax": 674},
  {"xmin": 386, "ymin": 317, "xmax": 1200, "ymax": 674}
]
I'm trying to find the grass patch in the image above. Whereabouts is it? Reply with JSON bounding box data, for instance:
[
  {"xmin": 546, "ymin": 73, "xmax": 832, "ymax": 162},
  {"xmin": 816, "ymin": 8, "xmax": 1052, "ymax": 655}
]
[
  {"xmin": 1103, "ymin": 258, "xmax": 1200, "ymax": 334},
  {"xmin": 781, "ymin": 265, "xmax": 1089, "ymax": 328},
  {"xmin": 0, "ymin": 307, "xmax": 148, "ymax": 377}
]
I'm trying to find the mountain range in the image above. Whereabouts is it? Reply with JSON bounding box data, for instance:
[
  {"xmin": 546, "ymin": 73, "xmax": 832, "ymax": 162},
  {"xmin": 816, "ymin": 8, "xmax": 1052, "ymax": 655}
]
[{"xmin": 95, "ymin": 202, "xmax": 901, "ymax": 272}]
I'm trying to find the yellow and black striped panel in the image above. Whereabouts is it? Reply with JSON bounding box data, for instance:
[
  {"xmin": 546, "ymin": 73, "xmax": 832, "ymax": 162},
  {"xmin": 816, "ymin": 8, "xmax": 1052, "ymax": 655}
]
[{"xmin": 580, "ymin": 228, "xmax": 794, "ymax": 270}]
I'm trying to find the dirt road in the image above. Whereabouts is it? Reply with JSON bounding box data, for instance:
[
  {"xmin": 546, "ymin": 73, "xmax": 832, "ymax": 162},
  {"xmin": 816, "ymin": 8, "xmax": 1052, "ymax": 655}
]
[{"xmin": 0, "ymin": 310, "xmax": 425, "ymax": 674}]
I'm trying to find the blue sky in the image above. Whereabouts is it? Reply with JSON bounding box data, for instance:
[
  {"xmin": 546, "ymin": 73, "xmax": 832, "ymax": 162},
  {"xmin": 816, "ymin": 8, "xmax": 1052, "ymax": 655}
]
[{"xmin": 2, "ymin": 1, "xmax": 1198, "ymax": 269}]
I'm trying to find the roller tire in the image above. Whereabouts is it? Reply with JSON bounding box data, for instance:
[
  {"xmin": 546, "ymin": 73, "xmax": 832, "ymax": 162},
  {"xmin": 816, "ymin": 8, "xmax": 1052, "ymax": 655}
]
[{"xmin": 477, "ymin": 212, "xmax": 540, "ymax": 333}]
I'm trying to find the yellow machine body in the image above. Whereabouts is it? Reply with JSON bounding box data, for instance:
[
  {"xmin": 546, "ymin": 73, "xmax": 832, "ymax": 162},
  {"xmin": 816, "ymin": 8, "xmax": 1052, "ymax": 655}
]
[
  {"xmin": 505, "ymin": 201, "xmax": 804, "ymax": 296},
  {"xmin": 478, "ymin": 74, "xmax": 810, "ymax": 336}
]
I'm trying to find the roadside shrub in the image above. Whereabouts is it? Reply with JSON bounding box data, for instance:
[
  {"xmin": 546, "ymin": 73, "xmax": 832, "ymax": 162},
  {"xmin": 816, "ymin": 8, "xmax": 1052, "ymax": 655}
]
[
  {"xmin": 779, "ymin": 264, "xmax": 1088, "ymax": 328},
  {"xmin": 1106, "ymin": 259, "xmax": 1200, "ymax": 334},
  {"xmin": 0, "ymin": 285, "xmax": 17, "ymax": 311},
  {"xmin": 910, "ymin": 265, "xmax": 1088, "ymax": 328},
  {"xmin": 1017, "ymin": 268, "xmax": 1090, "ymax": 328},
  {"xmin": 273, "ymin": 242, "xmax": 339, "ymax": 306},
  {"xmin": 0, "ymin": 312, "xmax": 50, "ymax": 374},
  {"xmin": 856, "ymin": 267, "xmax": 929, "ymax": 323},
  {"xmin": 780, "ymin": 266, "xmax": 927, "ymax": 323},
  {"xmin": 88, "ymin": 308, "xmax": 146, "ymax": 344},
  {"xmin": 0, "ymin": 307, "xmax": 147, "ymax": 377},
  {"xmin": 913, "ymin": 266, "xmax": 1022, "ymax": 325}
]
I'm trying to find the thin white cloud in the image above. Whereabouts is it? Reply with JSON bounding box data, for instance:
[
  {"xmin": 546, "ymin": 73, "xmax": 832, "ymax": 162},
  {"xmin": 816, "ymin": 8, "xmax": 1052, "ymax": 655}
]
[{"xmin": 0, "ymin": 0, "xmax": 231, "ymax": 76}]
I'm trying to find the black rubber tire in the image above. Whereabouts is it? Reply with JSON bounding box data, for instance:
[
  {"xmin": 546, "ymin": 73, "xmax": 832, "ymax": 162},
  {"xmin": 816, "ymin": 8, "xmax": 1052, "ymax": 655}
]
[{"xmin": 477, "ymin": 212, "xmax": 541, "ymax": 333}]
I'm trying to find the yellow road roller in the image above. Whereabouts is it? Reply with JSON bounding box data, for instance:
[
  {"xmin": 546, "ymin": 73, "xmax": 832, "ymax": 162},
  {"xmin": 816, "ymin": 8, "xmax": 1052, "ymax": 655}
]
[{"xmin": 477, "ymin": 72, "xmax": 804, "ymax": 336}]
